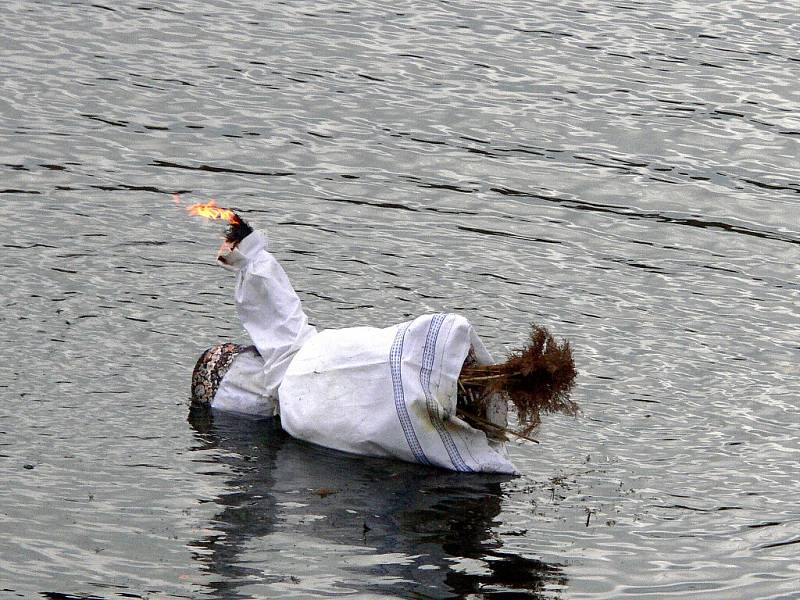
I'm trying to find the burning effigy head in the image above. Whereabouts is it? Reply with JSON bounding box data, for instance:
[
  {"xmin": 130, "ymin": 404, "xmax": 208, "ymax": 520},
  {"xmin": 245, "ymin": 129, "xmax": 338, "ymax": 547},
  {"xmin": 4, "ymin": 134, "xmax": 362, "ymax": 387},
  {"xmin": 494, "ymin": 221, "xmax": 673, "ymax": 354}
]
[{"xmin": 186, "ymin": 199, "xmax": 253, "ymax": 246}]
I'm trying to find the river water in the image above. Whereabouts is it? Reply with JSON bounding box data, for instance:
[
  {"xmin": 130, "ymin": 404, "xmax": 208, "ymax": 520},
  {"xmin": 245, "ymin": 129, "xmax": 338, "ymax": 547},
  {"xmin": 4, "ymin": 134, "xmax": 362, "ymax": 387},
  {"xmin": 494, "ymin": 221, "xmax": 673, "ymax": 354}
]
[{"xmin": 1, "ymin": 1, "xmax": 798, "ymax": 598}]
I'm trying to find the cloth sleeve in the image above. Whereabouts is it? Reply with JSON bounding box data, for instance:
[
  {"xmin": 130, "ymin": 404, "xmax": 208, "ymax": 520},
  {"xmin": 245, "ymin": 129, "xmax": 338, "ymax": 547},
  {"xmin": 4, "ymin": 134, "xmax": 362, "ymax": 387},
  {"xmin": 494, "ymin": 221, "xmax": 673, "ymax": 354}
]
[{"xmin": 219, "ymin": 230, "xmax": 318, "ymax": 399}]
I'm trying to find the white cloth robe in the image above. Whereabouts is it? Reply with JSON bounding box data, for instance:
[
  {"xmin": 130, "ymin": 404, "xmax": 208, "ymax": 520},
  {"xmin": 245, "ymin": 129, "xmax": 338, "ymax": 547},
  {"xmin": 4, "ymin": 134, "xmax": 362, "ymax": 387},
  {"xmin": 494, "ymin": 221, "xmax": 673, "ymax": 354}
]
[{"xmin": 213, "ymin": 230, "xmax": 518, "ymax": 475}]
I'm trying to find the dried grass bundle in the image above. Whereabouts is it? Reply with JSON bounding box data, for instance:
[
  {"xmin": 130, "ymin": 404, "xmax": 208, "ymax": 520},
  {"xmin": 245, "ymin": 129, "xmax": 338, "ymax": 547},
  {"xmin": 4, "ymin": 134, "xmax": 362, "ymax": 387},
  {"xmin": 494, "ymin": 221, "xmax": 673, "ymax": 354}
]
[{"xmin": 458, "ymin": 324, "xmax": 578, "ymax": 439}]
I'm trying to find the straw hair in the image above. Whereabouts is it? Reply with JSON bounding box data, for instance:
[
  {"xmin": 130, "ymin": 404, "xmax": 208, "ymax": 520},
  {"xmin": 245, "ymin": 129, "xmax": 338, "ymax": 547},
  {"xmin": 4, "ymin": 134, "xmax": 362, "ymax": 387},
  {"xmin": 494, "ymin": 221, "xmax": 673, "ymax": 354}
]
[{"xmin": 458, "ymin": 324, "xmax": 578, "ymax": 437}]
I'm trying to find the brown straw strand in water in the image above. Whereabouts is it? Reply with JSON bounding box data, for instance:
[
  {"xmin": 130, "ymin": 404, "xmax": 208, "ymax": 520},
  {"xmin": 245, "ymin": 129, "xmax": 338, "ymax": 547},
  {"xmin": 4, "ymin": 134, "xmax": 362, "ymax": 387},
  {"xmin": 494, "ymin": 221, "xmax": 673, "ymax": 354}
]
[{"xmin": 456, "ymin": 410, "xmax": 540, "ymax": 444}]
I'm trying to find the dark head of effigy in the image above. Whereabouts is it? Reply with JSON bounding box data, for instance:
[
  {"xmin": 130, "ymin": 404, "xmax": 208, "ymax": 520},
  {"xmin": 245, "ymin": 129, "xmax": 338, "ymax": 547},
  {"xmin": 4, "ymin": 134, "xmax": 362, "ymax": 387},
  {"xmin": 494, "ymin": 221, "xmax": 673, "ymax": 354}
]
[{"xmin": 191, "ymin": 342, "xmax": 249, "ymax": 406}]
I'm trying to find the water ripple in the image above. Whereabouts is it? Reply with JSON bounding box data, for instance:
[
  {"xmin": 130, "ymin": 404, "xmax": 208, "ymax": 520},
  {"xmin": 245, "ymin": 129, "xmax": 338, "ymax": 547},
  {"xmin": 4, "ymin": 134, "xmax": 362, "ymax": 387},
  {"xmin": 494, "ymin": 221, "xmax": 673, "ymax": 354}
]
[{"xmin": 1, "ymin": 0, "xmax": 798, "ymax": 598}]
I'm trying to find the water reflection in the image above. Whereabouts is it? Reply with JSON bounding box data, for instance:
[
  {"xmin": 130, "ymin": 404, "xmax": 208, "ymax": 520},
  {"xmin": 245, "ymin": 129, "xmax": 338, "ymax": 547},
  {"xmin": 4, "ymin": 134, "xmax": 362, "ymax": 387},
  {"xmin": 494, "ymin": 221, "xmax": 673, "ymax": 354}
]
[{"xmin": 188, "ymin": 409, "xmax": 565, "ymax": 598}]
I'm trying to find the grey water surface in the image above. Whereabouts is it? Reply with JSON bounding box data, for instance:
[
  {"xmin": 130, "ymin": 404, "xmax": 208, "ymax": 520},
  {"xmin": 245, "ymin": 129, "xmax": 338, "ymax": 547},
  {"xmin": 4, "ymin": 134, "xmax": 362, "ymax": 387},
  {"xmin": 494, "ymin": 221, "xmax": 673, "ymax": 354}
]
[{"xmin": 1, "ymin": 1, "xmax": 799, "ymax": 598}]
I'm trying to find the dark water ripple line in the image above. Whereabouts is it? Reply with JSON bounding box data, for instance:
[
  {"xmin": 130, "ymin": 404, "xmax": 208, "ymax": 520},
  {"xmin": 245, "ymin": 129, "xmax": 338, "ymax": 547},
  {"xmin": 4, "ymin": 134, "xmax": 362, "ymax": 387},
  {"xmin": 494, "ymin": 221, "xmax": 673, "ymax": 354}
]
[
  {"xmin": 89, "ymin": 184, "xmax": 177, "ymax": 194},
  {"xmin": 490, "ymin": 143, "xmax": 800, "ymax": 195},
  {"xmin": 457, "ymin": 225, "xmax": 564, "ymax": 246},
  {"xmin": 490, "ymin": 186, "xmax": 800, "ymax": 246},
  {"xmin": 150, "ymin": 159, "xmax": 294, "ymax": 178},
  {"xmin": 757, "ymin": 536, "xmax": 800, "ymax": 551},
  {"xmin": 396, "ymin": 116, "xmax": 800, "ymax": 194},
  {"xmin": 313, "ymin": 193, "xmax": 480, "ymax": 216}
]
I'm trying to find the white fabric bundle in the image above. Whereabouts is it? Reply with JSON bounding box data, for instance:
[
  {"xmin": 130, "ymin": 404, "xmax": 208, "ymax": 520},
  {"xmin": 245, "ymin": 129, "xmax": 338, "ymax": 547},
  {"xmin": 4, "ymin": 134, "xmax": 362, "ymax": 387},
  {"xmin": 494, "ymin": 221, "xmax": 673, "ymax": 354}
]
[
  {"xmin": 280, "ymin": 314, "xmax": 516, "ymax": 474},
  {"xmin": 212, "ymin": 230, "xmax": 518, "ymax": 475},
  {"xmin": 212, "ymin": 349, "xmax": 277, "ymax": 418}
]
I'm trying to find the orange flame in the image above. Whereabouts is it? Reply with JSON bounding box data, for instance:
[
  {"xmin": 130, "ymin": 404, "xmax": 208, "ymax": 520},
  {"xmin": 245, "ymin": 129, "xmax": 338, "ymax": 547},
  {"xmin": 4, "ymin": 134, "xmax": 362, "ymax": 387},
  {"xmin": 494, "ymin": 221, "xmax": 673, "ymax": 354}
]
[{"xmin": 186, "ymin": 199, "xmax": 239, "ymax": 224}]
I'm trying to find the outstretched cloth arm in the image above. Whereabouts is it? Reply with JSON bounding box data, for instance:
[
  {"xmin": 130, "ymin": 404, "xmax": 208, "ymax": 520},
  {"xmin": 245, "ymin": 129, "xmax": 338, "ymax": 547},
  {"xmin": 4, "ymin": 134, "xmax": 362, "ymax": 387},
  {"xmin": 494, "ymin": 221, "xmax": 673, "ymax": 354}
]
[{"xmin": 218, "ymin": 230, "xmax": 318, "ymax": 399}]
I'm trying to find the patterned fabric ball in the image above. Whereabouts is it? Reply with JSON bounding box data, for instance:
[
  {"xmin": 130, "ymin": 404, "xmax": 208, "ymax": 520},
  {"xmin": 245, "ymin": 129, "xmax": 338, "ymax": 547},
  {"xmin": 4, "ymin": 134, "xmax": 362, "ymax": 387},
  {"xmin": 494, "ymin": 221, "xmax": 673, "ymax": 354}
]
[{"xmin": 191, "ymin": 343, "xmax": 252, "ymax": 405}]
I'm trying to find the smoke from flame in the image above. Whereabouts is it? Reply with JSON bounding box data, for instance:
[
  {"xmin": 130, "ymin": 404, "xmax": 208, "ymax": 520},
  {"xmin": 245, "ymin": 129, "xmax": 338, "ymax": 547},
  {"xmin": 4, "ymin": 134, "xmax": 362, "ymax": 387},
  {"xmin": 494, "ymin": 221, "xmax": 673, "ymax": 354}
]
[{"xmin": 186, "ymin": 199, "xmax": 240, "ymax": 224}]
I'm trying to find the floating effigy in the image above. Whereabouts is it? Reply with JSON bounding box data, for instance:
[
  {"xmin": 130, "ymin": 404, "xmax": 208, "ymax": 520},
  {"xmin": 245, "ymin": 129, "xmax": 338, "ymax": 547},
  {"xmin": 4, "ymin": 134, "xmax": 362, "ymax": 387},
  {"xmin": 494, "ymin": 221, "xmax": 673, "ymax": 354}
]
[{"xmin": 187, "ymin": 202, "xmax": 577, "ymax": 474}]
